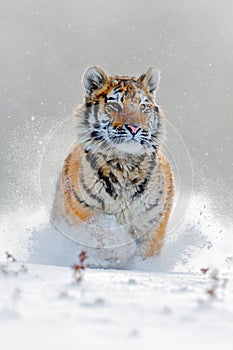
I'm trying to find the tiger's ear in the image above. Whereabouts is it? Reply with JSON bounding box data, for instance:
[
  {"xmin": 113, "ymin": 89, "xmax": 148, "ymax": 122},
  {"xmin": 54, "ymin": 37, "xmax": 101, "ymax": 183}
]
[
  {"xmin": 138, "ymin": 67, "xmax": 160, "ymax": 94},
  {"xmin": 83, "ymin": 66, "xmax": 109, "ymax": 96}
]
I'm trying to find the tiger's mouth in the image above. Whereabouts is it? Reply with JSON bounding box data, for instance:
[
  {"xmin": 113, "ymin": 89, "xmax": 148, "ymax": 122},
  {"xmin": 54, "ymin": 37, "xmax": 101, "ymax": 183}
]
[
  {"xmin": 107, "ymin": 125, "xmax": 151, "ymax": 148},
  {"xmin": 105, "ymin": 126, "xmax": 159, "ymax": 155}
]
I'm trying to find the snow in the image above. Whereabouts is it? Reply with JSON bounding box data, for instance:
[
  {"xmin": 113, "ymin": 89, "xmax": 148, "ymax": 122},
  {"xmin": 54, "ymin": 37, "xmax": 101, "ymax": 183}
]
[
  {"xmin": 0, "ymin": 262, "xmax": 233, "ymax": 350},
  {"xmin": 1, "ymin": 194, "xmax": 231, "ymax": 272},
  {"xmin": 0, "ymin": 194, "xmax": 233, "ymax": 349}
]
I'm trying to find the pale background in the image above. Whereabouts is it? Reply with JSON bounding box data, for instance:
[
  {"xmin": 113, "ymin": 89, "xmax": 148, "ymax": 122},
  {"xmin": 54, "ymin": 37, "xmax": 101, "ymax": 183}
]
[{"xmin": 0, "ymin": 0, "xmax": 232, "ymax": 222}]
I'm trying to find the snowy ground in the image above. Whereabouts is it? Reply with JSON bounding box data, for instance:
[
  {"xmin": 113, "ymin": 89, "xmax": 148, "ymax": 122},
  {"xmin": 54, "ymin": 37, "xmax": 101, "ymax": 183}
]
[
  {"xmin": 1, "ymin": 194, "xmax": 233, "ymax": 349},
  {"xmin": 0, "ymin": 261, "xmax": 233, "ymax": 350}
]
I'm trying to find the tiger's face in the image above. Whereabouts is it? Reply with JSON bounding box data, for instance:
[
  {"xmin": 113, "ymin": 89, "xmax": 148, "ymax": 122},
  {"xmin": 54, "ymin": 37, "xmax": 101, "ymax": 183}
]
[{"xmin": 75, "ymin": 66, "xmax": 164, "ymax": 156}]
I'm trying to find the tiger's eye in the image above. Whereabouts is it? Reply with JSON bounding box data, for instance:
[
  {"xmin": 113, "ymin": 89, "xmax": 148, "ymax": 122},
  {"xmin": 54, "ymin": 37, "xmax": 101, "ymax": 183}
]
[
  {"xmin": 140, "ymin": 104, "xmax": 147, "ymax": 112},
  {"xmin": 140, "ymin": 103, "xmax": 152, "ymax": 113},
  {"xmin": 106, "ymin": 102, "xmax": 122, "ymax": 113}
]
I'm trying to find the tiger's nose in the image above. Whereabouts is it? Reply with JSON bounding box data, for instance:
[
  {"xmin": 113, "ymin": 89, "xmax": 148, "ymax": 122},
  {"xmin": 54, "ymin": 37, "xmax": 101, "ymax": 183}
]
[{"xmin": 125, "ymin": 124, "xmax": 142, "ymax": 135}]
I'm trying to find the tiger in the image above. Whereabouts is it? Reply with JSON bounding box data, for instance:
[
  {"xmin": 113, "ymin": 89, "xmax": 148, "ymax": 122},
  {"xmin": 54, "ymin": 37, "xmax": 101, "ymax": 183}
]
[{"xmin": 51, "ymin": 66, "xmax": 174, "ymax": 266}]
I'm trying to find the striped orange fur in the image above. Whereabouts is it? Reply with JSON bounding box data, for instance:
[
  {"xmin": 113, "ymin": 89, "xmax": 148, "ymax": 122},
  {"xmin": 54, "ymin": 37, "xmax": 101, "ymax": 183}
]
[{"xmin": 52, "ymin": 66, "xmax": 174, "ymax": 259}]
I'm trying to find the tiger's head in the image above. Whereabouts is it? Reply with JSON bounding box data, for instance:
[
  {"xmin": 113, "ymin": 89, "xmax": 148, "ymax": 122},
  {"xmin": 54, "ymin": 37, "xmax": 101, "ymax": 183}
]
[{"xmin": 75, "ymin": 66, "xmax": 164, "ymax": 156}]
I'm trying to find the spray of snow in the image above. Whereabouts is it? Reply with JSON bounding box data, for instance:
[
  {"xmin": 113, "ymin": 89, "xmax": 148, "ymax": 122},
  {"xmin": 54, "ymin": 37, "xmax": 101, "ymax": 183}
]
[{"xmin": 0, "ymin": 193, "xmax": 232, "ymax": 272}]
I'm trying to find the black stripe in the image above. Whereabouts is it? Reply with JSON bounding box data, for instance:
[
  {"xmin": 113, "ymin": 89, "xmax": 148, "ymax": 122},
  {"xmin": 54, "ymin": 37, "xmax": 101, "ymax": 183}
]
[
  {"xmin": 85, "ymin": 101, "xmax": 92, "ymax": 109},
  {"xmin": 90, "ymin": 130, "xmax": 103, "ymax": 141},
  {"xmin": 79, "ymin": 166, "xmax": 105, "ymax": 209},
  {"xmin": 83, "ymin": 102, "xmax": 92, "ymax": 126},
  {"xmin": 85, "ymin": 152, "xmax": 118, "ymax": 198},
  {"xmin": 97, "ymin": 169, "xmax": 117, "ymax": 199},
  {"xmin": 132, "ymin": 177, "xmax": 149, "ymax": 198},
  {"xmin": 113, "ymin": 86, "xmax": 123, "ymax": 95},
  {"xmin": 72, "ymin": 188, "xmax": 92, "ymax": 208},
  {"xmin": 106, "ymin": 96, "xmax": 115, "ymax": 101},
  {"xmin": 85, "ymin": 152, "xmax": 99, "ymax": 170},
  {"xmin": 131, "ymin": 157, "xmax": 156, "ymax": 199}
]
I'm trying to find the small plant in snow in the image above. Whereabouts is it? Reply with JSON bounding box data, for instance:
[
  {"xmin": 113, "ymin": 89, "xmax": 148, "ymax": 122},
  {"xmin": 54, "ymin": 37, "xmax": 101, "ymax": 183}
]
[
  {"xmin": 72, "ymin": 250, "xmax": 88, "ymax": 283},
  {"xmin": 5, "ymin": 251, "xmax": 16, "ymax": 262},
  {"xmin": 0, "ymin": 252, "xmax": 16, "ymax": 276},
  {"xmin": 200, "ymin": 267, "xmax": 228, "ymax": 299},
  {"xmin": 0, "ymin": 252, "xmax": 28, "ymax": 277}
]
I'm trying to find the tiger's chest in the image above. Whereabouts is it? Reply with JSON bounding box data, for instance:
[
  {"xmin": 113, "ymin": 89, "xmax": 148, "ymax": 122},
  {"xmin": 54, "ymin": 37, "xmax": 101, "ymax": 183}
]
[{"xmin": 80, "ymin": 152, "xmax": 166, "ymax": 225}]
